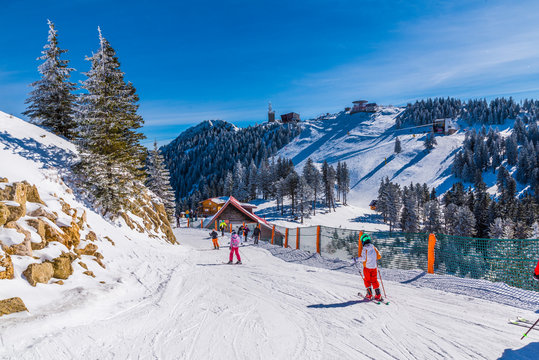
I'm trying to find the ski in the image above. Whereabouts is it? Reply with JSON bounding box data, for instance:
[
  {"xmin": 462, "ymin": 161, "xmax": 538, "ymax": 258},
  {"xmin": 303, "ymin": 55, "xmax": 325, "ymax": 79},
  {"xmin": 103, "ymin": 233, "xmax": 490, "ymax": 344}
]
[
  {"xmin": 357, "ymin": 292, "xmax": 390, "ymax": 305},
  {"xmin": 508, "ymin": 319, "xmax": 539, "ymax": 331}
]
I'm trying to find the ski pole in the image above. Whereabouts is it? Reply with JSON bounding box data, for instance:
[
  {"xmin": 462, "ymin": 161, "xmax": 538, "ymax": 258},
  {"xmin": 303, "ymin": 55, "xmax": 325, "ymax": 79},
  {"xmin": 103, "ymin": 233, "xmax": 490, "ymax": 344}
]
[
  {"xmin": 521, "ymin": 317, "xmax": 539, "ymax": 340},
  {"xmin": 378, "ymin": 268, "xmax": 387, "ymax": 299}
]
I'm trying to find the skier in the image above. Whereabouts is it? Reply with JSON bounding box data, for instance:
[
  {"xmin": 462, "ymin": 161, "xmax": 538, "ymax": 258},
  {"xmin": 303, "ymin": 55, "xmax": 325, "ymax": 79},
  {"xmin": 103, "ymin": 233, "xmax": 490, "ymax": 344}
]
[
  {"xmin": 219, "ymin": 220, "xmax": 227, "ymax": 236},
  {"xmin": 534, "ymin": 259, "xmax": 539, "ymax": 281},
  {"xmin": 252, "ymin": 226, "xmax": 261, "ymax": 245},
  {"xmin": 356, "ymin": 233, "xmax": 383, "ymax": 301},
  {"xmin": 210, "ymin": 230, "xmax": 220, "ymax": 250},
  {"xmin": 243, "ymin": 226, "xmax": 250, "ymax": 243},
  {"xmin": 227, "ymin": 230, "xmax": 242, "ymax": 264}
]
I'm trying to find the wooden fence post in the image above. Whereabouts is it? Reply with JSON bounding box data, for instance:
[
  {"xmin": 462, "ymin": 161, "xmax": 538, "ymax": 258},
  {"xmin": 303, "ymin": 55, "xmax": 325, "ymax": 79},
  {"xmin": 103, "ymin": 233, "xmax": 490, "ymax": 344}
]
[
  {"xmin": 271, "ymin": 225, "xmax": 275, "ymax": 245},
  {"xmin": 285, "ymin": 228, "xmax": 289, "ymax": 248},
  {"xmin": 296, "ymin": 228, "xmax": 300, "ymax": 249},
  {"xmin": 428, "ymin": 233, "xmax": 436, "ymax": 274},
  {"xmin": 316, "ymin": 226, "xmax": 321, "ymax": 254}
]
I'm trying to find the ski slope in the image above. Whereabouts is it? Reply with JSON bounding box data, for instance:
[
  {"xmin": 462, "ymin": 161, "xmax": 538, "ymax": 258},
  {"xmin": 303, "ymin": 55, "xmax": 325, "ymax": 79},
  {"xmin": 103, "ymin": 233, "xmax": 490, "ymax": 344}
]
[
  {"xmin": 278, "ymin": 108, "xmax": 465, "ymax": 208},
  {"xmin": 2, "ymin": 227, "xmax": 537, "ymax": 359}
]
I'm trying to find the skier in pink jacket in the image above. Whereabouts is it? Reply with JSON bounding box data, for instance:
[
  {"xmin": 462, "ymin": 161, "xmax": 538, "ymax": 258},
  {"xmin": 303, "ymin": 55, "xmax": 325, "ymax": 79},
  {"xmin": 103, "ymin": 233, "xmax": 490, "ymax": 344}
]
[{"xmin": 227, "ymin": 231, "xmax": 242, "ymax": 264}]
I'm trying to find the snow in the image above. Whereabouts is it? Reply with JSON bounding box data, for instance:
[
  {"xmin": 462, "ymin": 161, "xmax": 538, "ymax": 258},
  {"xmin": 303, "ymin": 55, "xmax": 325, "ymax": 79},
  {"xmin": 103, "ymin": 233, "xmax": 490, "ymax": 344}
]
[
  {"xmin": 277, "ymin": 107, "xmax": 467, "ymax": 207},
  {"xmin": 1, "ymin": 228, "xmax": 537, "ymax": 359},
  {"xmin": 0, "ymin": 227, "xmax": 25, "ymax": 246}
]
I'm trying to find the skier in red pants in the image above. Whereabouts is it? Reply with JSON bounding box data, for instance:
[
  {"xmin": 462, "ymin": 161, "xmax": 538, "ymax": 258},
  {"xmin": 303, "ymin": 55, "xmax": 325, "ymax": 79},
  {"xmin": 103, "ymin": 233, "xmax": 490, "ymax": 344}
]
[
  {"xmin": 227, "ymin": 231, "xmax": 242, "ymax": 264},
  {"xmin": 357, "ymin": 233, "xmax": 382, "ymax": 301},
  {"xmin": 534, "ymin": 259, "xmax": 539, "ymax": 281}
]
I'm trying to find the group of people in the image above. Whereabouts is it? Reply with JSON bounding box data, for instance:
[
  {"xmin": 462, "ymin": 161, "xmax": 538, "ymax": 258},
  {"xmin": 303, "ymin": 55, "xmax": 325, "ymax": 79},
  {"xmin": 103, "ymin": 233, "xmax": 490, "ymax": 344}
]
[
  {"xmin": 208, "ymin": 227, "xmax": 539, "ymax": 300},
  {"xmin": 209, "ymin": 222, "xmax": 262, "ymax": 265}
]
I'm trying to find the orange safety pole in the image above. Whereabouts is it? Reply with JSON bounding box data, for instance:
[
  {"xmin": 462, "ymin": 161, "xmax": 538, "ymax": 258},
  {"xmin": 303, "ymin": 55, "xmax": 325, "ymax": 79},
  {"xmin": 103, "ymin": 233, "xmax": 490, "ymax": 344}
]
[
  {"xmin": 187, "ymin": 218, "xmax": 190, "ymax": 227},
  {"xmin": 428, "ymin": 233, "xmax": 436, "ymax": 274},
  {"xmin": 285, "ymin": 228, "xmax": 289, "ymax": 248},
  {"xmin": 201, "ymin": 219, "xmax": 203, "ymax": 228},
  {"xmin": 271, "ymin": 225, "xmax": 275, "ymax": 245},
  {"xmin": 296, "ymin": 228, "xmax": 299, "ymax": 249},
  {"xmin": 215, "ymin": 221, "xmax": 217, "ymax": 231},
  {"xmin": 316, "ymin": 226, "xmax": 321, "ymax": 254},
  {"xmin": 358, "ymin": 230, "xmax": 364, "ymax": 257},
  {"xmin": 229, "ymin": 222, "xmax": 232, "ymax": 233},
  {"xmin": 258, "ymin": 223, "xmax": 261, "ymax": 242}
]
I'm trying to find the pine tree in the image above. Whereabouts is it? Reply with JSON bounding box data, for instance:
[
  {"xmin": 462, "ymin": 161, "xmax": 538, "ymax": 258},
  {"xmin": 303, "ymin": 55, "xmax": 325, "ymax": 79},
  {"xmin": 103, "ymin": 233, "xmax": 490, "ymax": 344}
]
[
  {"xmin": 76, "ymin": 28, "xmax": 146, "ymax": 215},
  {"xmin": 489, "ymin": 218, "xmax": 505, "ymax": 238},
  {"xmin": 341, "ymin": 162, "xmax": 350, "ymax": 205},
  {"xmin": 284, "ymin": 170, "xmax": 300, "ymax": 213},
  {"xmin": 296, "ymin": 176, "xmax": 314, "ymax": 224},
  {"xmin": 247, "ymin": 162, "xmax": 258, "ymax": 200},
  {"xmin": 453, "ymin": 206, "xmax": 476, "ymax": 237},
  {"xmin": 232, "ymin": 161, "xmax": 248, "ymax": 201},
  {"xmin": 423, "ymin": 199, "xmax": 442, "ymax": 233},
  {"xmin": 303, "ymin": 158, "xmax": 321, "ymax": 215},
  {"xmin": 224, "ymin": 171, "xmax": 234, "ymax": 196},
  {"xmin": 424, "ymin": 132, "xmax": 437, "ymax": 151},
  {"xmin": 146, "ymin": 141, "xmax": 176, "ymax": 221},
  {"xmin": 394, "ymin": 137, "xmax": 402, "ymax": 153},
  {"xmin": 24, "ymin": 20, "xmax": 77, "ymax": 139}
]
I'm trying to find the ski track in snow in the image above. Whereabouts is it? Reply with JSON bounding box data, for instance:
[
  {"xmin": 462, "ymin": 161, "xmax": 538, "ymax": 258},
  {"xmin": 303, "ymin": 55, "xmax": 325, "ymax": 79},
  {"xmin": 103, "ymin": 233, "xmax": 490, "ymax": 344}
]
[{"xmin": 1, "ymin": 228, "xmax": 538, "ymax": 359}]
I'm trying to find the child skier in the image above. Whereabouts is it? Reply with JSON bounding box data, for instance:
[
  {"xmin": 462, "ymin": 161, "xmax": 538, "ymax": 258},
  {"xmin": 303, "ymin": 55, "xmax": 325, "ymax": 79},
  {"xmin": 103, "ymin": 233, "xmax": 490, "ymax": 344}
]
[
  {"xmin": 219, "ymin": 220, "xmax": 227, "ymax": 236},
  {"xmin": 227, "ymin": 230, "xmax": 242, "ymax": 264},
  {"xmin": 357, "ymin": 233, "xmax": 383, "ymax": 301},
  {"xmin": 210, "ymin": 230, "xmax": 220, "ymax": 250}
]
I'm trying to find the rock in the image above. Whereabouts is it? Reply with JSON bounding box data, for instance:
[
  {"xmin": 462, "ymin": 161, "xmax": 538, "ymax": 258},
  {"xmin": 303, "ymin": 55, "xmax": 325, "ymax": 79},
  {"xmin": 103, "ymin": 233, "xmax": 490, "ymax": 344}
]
[
  {"xmin": 2, "ymin": 222, "xmax": 32, "ymax": 256},
  {"xmin": 104, "ymin": 236, "xmax": 115, "ymax": 246},
  {"xmin": 0, "ymin": 178, "xmax": 8, "ymax": 183},
  {"xmin": 78, "ymin": 261, "xmax": 88, "ymax": 270},
  {"xmin": 27, "ymin": 207, "xmax": 57, "ymax": 222},
  {"xmin": 0, "ymin": 203, "xmax": 9, "ymax": 226},
  {"xmin": 120, "ymin": 212, "xmax": 136, "ymax": 230},
  {"xmin": 0, "ymin": 297, "xmax": 28, "ymax": 316},
  {"xmin": 50, "ymin": 253, "xmax": 74, "ymax": 280},
  {"xmin": 85, "ymin": 231, "xmax": 97, "ymax": 242},
  {"xmin": 60, "ymin": 221, "xmax": 80, "ymax": 249},
  {"xmin": 93, "ymin": 253, "xmax": 106, "ymax": 269},
  {"xmin": 54, "ymin": 280, "xmax": 64, "ymax": 285},
  {"xmin": 59, "ymin": 199, "xmax": 73, "ymax": 216},
  {"xmin": 77, "ymin": 210, "xmax": 87, "ymax": 230},
  {"xmin": 23, "ymin": 262, "xmax": 54, "ymax": 286},
  {"xmin": 99, "ymin": 281, "xmax": 106, "ymax": 284},
  {"xmin": 75, "ymin": 243, "xmax": 98, "ymax": 257},
  {"xmin": 26, "ymin": 218, "xmax": 48, "ymax": 250},
  {"xmin": 4, "ymin": 201, "xmax": 25, "ymax": 223},
  {"xmin": 0, "ymin": 254, "xmax": 14, "ymax": 280},
  {"xmin": 83, "ymin": 270, "xmax": 95, "ymax": 278},
  {"xmin": 23, "ymin": 182, "xmax": 44, "ymax": 204}
]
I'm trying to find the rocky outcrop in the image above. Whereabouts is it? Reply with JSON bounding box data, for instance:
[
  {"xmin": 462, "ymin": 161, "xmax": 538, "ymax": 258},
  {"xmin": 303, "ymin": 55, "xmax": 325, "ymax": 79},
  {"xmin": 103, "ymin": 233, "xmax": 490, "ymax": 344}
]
[
  {"xmin": 0, "ymin": 253, "xmax": 14, "ymax": 280},
  {"xmin": 26, "ymin": 218, "xmax": 47, "ymax": 250},
  {"xmin": 27, "ymin": 207, "xmax": 57, "ymax": 222},
  {"xmin": 75, "ymin": 243, "xmax": 98, "ymax": 257},
  {"xmin": 4, "ymin": 202, "xmax": 25, "ymax": 223},
  {"xmin": 0, "ymin": 297, "xmax": 28, "ymax": 316},
  {"xmin": 23, "ymin": 262, "xmax": 54, "ymax": 286},
  {"xmin": 0, "ymin": 181, "xmax": 45, "ymax": 206},
  {"xmin": 60, "ymin": 221, "xmax": 81, "ymax": 249}
]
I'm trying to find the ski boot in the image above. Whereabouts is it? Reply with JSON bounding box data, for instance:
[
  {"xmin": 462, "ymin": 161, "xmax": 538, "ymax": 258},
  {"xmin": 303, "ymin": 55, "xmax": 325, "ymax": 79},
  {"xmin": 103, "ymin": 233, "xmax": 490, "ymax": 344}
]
[
  {"xmin": 364, "ymin": 287, "xmax": 373, "ymax": 300},
  {"xmin": 374, "ymin": 288, "xmax": 383, "ymax": 301},
  {"xmin": 235, "ymin": 261, "xmax": 242, "ymax": 265},
  {"xmin": 227, "ymin": 260, "xmax": 233, "ymax": 264}
]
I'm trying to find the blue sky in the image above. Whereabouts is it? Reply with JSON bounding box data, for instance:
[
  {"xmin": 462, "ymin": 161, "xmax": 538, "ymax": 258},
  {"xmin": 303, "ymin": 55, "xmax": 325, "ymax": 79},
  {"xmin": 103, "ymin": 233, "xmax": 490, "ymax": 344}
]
[{"xmin": 2, "ymin": 0, "xmax": 539, "ymax": 146}]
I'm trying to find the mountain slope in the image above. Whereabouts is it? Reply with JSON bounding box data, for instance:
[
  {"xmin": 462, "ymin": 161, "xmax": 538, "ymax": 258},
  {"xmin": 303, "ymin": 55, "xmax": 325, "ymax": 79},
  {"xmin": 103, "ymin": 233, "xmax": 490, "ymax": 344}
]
[{"xmin": 278, "ymin": 107, "xmax": 466, "ymax": 207}]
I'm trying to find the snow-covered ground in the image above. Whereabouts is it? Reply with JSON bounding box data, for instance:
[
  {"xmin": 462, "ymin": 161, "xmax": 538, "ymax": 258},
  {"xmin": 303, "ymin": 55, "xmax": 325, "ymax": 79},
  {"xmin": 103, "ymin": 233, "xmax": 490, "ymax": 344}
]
[{"xmin": 2, "ymin": 227, "xmax": 538, "ymax": 359}]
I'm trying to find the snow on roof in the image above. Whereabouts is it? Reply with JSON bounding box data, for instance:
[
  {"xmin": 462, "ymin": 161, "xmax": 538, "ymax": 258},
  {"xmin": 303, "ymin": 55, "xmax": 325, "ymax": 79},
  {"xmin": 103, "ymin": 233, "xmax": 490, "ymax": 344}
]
[{"xmin": 202, "ymin": 196, "xmax": 257, "ymax": 208}]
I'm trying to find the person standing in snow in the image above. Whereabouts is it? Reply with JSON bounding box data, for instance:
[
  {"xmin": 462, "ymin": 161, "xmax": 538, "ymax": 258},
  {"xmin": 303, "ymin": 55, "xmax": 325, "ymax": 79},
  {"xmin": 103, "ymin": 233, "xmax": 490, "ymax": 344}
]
[
  {"xmin": 210, "ymin": 230, "xmax": 220, "ymax": 250},
  {"xmin": 228, "ymin": 231, "xmax": 242, "ymax": 264},
  {"xmin": 243, "ymin": 226, "xmax": 250, "ymax": 243},
  {"xmin": 356, "ymin": 233, "xmax": 383, "ymax": 301},
  {"xmin": 252, "ymin": 226, "xmax": 261, "ymax": 245},
  {"xmin": 219, "ymin": 220, "xmax": 227, "ymax": 236},
  {"xmin": 534, "ymin": 259, "xmax": 539, "ymax": 281}
]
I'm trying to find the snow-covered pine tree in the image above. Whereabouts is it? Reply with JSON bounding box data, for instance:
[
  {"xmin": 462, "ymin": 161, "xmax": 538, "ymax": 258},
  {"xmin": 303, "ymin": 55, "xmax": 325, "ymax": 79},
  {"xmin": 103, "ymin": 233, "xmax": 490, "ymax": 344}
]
[
  {"xmin": 341, "ymin": 162, "xmax": 350, "ymax": 205},
  {"xmin": 453, "ymin": 206, "xmax": 476, "ymax": 237},
  {"xmin": 394, "ymin": 137, "xmax": 402, "ymax": 153},
  {"xmin": 303, "ymin": 158, "xmax": 321, "ymax": 215},
  {"xmin": 322, "ymin": 161, "xmax": 336, "ymax": 211},
  {"xmin": 296, "ymin": 176, "xmax": 314, "ymax": 223},
  {"xmin": 284, "ymin": 170, "xmax": 300, "ymax": 213},
  {"xmin": 423, "ymin": 199, "xmax": 442, "ymax": 233},
  {"xmin": 24, "ymin": 20, "xmax": 77, "ymax": 139},
  {"xmin": 400, "ymin": 185, "xmax": 419, "ymax": 233},
  {"xmin": 336, "ymin": 162, "xmax": 342, "ymax": 202},
  {"xmin": 247, "ymin": 161, "xmax": 258, "ymax": 200},
  {"xmin": 424, "ymin": 132, "xmax": 437, "ymax": 151},
  {"xmin": 223, "ymin": 171, "xmax": 234, "ymax": 196},
  {"xmin": 146, "ymin": 141, "xmax": 176, "ymax": 221},
  {"xmin": 232, "ymin": 161, "xmax": 248, "ymax": 201},
  {"xmin": 76, "ymin": 28, "xmax": 146, "ymax": 216},
  {"xmin": 488, "ymin": 218, "xmax": 505, "ymax": 238}
]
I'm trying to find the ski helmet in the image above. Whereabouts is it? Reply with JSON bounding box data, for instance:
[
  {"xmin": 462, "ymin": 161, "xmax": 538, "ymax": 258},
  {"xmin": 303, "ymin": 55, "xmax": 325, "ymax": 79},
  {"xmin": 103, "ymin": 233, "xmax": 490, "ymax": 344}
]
[
  {"xmin": 360, "ymin": 233, "xmax": 371, "ymax": 245},
  {"xmin": 232, "ymin": 230, "xmax": 237, "ymax": 235}
]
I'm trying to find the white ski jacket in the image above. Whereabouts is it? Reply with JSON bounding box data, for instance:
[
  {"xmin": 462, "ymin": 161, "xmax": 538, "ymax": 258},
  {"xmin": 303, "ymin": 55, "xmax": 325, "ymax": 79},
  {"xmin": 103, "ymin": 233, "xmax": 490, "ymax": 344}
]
[{"xmin": 357, "ymin": 243, "xmax": 381, "ymax": 269}]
